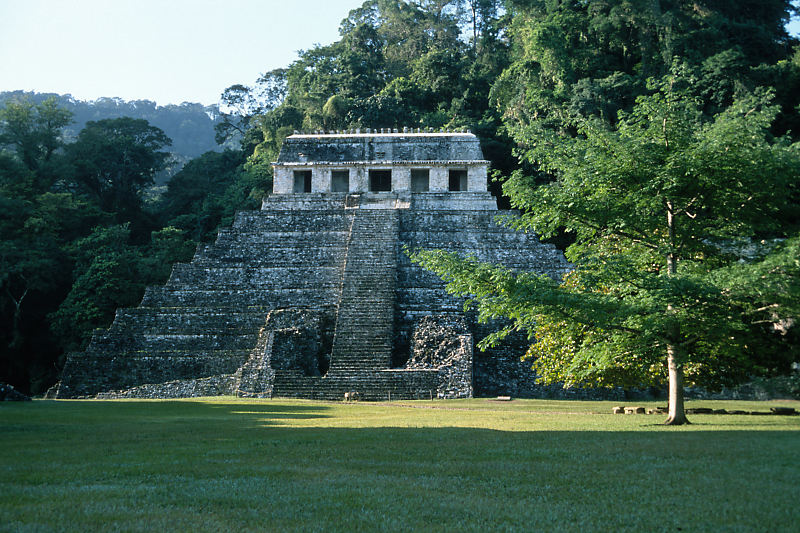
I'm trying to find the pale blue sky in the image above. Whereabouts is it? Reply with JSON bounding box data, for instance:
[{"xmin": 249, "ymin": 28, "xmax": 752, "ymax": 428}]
[
  {"xmin": 0, "ymin": 0, "xmax": 365, "ymax": 106},
  {"xmin": 1, "ymin": 1, "xmax": 799, "ymax": 107}
]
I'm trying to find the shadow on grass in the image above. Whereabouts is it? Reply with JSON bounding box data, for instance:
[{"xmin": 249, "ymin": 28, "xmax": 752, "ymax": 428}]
[
  {"xmin": 20, "ymin": 399, "xmax": 800, "ymax": 430},
  {"xmin": 20, "ymin": 398, "xmax": 334, "ymax": 426},
  {"xmin": 2, "ymin": 400, "xmax": 799, "ymax": 531},
  {"xmin": 638, "ymin": 420, "xmax": 800, "ymax": 428},
  {"xmin": 208, "ymin": 402, "xmax": 333, "ymax": 421}
]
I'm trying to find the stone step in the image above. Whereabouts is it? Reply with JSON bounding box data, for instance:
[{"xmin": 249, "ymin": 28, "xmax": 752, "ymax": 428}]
[
  {"xmin": 230, "ymin": 210, "xmax": 353, "ymax": 232},
  {"xmin": 194, "ymin": 249, "xmax": 347, "ymax": 267},
  {"xmin": 268, "ymin": 367, "xmax": 440, "ymax": 401},
  {"xmin": 79, "ymin": 348, "xmax": 251, "ymax": 361},
  {"xmin": 167, "ymin": 264, "xmax": 343, "ymax": 287},
  {"xmin": 109, "ymin": 308, "xmax": 265, "ymax": 335},
  {"xmin": 88, "ymin": 332, "xmax": 258, "ymax": 352},
  {"xmin": 141, "ymin": 287, "xmax": 342, "ymax": 308},
  {"xmin": 213, "ymin": 231, "xmax": 350, "ymax": 247}
]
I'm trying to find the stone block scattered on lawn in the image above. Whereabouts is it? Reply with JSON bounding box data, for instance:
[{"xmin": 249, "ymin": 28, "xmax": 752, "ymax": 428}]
[{"xmin": 624, "ymin": 406, "xmax": 645, "ymax": 414}]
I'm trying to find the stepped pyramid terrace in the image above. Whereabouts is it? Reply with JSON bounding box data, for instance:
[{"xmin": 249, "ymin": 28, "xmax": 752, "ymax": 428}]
[{"xmin": 55, "ymin": 130, "xmax": 570, "ymax": 400}]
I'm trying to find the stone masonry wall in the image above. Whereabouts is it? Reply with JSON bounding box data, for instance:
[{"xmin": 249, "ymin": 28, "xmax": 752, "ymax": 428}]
[{"xmin": 406, "ymin": 316, "xmax": 473, "ymax": 398}]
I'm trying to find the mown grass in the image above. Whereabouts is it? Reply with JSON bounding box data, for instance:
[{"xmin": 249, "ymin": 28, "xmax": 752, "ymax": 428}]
[{"xmin": 1, "ymin": 398, "xmax": 798, "ymax": 532}]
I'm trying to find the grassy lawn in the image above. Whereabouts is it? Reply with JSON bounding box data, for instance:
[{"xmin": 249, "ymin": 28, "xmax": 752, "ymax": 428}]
[{"xmin": 1, "ymin": 398, "xmax": 798, "ymax": 532}]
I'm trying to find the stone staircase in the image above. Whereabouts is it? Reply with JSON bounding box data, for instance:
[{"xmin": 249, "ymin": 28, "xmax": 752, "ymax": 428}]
[
  {"xmin": 329, "ymin": 209, "xmax": 398, "ymax": 372},
  {"xmin": 270, "ymin": 370, "xmax": 438, "ymax": 401},
  {"xmin": 270, "ymin": 208, "xmax": 407, "ymax": 400}
]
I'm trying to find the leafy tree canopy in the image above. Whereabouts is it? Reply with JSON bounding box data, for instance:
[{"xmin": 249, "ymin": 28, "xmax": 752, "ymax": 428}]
[
  {"xmin": 66, "ymin": 117, "xmax": 172, "ymax": 234},
  {"xmin": 495, "ymin": 0, "xmax": 799, "ymax": 135},
  {"xmin": 0, "ymin": 91, "xmax": 233, "ymax": 177},
  {"xmin": 0, "ymin": 97, "xmax": 73, "ymax": 186},
  {"xmin": 411, "ymin": 69, "xmax": 800, "ymax": 424}
]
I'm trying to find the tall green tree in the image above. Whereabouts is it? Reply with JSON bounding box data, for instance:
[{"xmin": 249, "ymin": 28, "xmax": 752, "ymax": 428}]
[
  {"xmin": 0, "ymin": 97, "xmax": 73, "ymax": 173},
  {"xmin": 0, "ymin": 98, "xmax": 87, "ymax": 392},
  {"xmin": 49, "ymin": 225, "xmax": 144, "ymax": 353},
  {"xmin": 411, "ymin": 75, "xmax": 800, "ymax": 424},
  {"xmin": 214, "ymin": 72, "xmax": 287, "ymax": 146},
  {"xmin": 494, "ymin": 0, "xmax": 799, "ymax": 135},
  {"xmin": 160, "ymin": 149, "xmax": 254, "ymax": 242},
  {"xmin": 66, "ymin": 117, "xmax": 171, "ymax": 235}
]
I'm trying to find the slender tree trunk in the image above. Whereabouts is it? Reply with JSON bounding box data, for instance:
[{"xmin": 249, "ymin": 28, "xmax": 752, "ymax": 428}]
[
  {"xmin": 6, "ymin": 284, "xmax": 28, "ymax": 350},
  {"xmin": 470, "ymin": 1, "xmax": 478, "ymax": 53},
  {"xmin": 665, "ymin": 343, "xmax": 689, "ymax": 425},
  {"xmin": 664, "ymin": 200, "xmax": 689, "ymax": 425}
]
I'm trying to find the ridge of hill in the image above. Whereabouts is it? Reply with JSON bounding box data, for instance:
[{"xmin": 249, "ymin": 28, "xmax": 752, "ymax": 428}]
[{"xmin": 0, "ymin": 91, "xmax": 234, "ymax": 181}]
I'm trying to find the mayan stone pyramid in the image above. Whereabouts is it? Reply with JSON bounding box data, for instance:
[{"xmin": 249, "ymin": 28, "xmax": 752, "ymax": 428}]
[{"xmin": 55, "ymin": 130, "xmax": 569, "ymax": 400}]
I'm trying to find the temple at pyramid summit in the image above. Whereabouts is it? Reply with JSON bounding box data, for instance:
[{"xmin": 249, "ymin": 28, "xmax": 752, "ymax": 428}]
[{"xmin": 55, "ymin": 130, "xmax": 570, "ymax": 400}]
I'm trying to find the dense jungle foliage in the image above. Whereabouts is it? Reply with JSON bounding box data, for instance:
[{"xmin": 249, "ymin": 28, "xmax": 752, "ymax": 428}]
[
  {"xmin": 0, "ymin": 91, "xmax": 231, "ymax": 182},
  {"xmin": 2, "ymin": 0, "xmax": 799, "ymax": 395}
]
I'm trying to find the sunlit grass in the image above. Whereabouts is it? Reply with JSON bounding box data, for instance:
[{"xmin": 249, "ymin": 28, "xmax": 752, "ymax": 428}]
[{"xmin": 1, "ymin": 398, "xmax": 798, "ymax": 532}]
